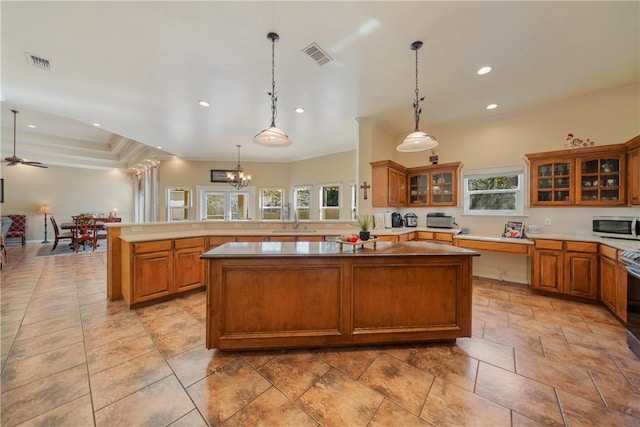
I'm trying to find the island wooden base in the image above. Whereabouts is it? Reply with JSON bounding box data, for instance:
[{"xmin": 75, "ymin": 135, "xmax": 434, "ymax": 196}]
[{"xmin": 205, "ymin": 242, "xmax": 476, "ymax": 350}]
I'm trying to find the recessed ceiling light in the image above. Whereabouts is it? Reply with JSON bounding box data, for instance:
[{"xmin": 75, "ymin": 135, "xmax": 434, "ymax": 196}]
[
  {"xmin": 27, "ymin": 124, "xmax": 36, "ymax": 128},
  {"xmin": 295, "ymin": 107, "xmax": 305, "ymax": 114},
  {"xmin": 486, "ymin": 103, "xmax": 498, "ymax": 110},
  {"xmin": 92, "ymin": 122, "xmax": 101, "ymax": 127},
  {"xmin": 198, "ymin": 100, "xmax": 210, "ymax": 107},
  {"xmin": 477, "ymin": 66, "xmax": 492, "ymax": 75},
  {"xmin": 157, "ymin": 146, "xmax": 162, "ymax": 149}
]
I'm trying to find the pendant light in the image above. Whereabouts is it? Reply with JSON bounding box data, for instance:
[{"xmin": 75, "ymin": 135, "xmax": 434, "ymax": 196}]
[
  {"xmin": 396, "ymin": 41, "xmax": 438, "ymax": 152},
  {"xmin": 253, "ymin": 32, "xmax": 292, "ymax": 147},
  {"xmin": 226, "ymin": 145, "xmax": 251, "ymax": 190}
]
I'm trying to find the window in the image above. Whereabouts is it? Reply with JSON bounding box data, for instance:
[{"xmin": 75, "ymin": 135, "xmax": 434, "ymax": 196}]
[
  {"xmin": 199, "ymin": 187, "xmax": 252, "ymax": 220},
  {"xmin": 294, "ymin": 186, "xmax": 311, "ymax": 220},
  {"xmin": 319, "ymin": 184, "xmax": 341, "ymax": 220},
  {"xmin": 167, "ymin": 188, "xmax": 191, "ymax": 221},
  {"xmin": 463, "ymin": 167, "xmax": 524, "ymax": 215},
  {"xmin": 260, "ymin": 188, "xmax": 284, "ymax": 220},
  {"xmin": 350, "ymin": 183, "xmax": 357, "ymax": 220}
]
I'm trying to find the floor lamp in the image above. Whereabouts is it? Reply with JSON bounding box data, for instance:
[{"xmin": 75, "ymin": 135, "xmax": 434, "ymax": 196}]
[{"xmin": 38, "ymin": 204, "xmax": 52, "ymax": 244}]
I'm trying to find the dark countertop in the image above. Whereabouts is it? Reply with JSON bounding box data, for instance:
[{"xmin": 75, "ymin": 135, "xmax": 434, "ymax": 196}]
[{"xmin": 201, "ymin": 241, "xmax": 480, "ymax": 259}]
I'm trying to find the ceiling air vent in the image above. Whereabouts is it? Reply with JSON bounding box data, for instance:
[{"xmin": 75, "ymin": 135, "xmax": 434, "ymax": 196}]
[
  {"xmin": 25, "ymin": 53, "xmax": 54, "ymax": 71},
  {"xmin": 302, "ymin": 43, "xmax": 332, "ymax": 66}
]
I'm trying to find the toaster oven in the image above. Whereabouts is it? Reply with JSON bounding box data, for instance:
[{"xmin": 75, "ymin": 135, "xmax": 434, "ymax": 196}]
[{"xmin": 426, "ymin": 213, "xmax": 455, "ymax": 229}]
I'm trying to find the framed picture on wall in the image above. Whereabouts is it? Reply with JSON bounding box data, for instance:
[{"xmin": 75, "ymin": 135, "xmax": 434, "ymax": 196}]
[
  {"xmin": 0, "ymin": 178, "xmax": 4, "ymax": 203},
  {"xmin": 210, "ymin": 169, "xmax": 230, "ymax": 183}
]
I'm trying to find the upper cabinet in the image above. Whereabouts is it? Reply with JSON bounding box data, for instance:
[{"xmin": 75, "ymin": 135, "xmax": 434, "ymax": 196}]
[
  {"xmin": 407, "ymin": 162, "xmax": 461, "ymax": 207},
  {"xmin": 526, "ymin": 143, "xmax": 629, "ymax": 206},
  {"xmin": 371, "ymin": 160, "xmax": 407, "ymax": 207},
  {"xmin": 371, "ymin": 160, "xmax": 460, "ymax": 208},
  {"xmin": 626, "ymin": 135, "xmax": 640, "ymax": 205}
]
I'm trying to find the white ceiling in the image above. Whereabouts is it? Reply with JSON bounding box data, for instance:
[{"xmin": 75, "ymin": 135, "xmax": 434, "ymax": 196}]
[{"xmin": 1, "ymin": 1, "xmax": 638, "ymax": 170}]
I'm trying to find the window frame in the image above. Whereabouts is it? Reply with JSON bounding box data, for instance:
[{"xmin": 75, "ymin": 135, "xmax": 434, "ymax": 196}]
[
  {"xmin": 197, "ymin": 185, "xmax": 254, "ymax": 221},
  {"xmin": 293, "ymin": 185, "xmax": 312, "ymax": 221},
  {"xmin": 318, "ymin": 183, "xmax": 342, "ymax": 220},
  {"xmin": 463, "ymin": 166, "xmax": 525, "ymax": 216},
  {"xmin": 259, "ymin": 187, "xmax": 285, "ymax": 221}
]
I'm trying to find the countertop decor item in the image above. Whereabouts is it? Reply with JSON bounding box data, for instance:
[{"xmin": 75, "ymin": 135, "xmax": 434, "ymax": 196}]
[
  {"xmin": 565, "ymin": 133, "xmax": 595, "ymax": 148},
  {"xmin": 356, "ymin": 214, "xmax": 373, "ymax": 240},
  {"xmin": 253, "ymin": 32, "xmax": 293, "ymax": 147},
  {"xmin": 396, "ymin": 40, "xmax": 438, "ymax": 152}
]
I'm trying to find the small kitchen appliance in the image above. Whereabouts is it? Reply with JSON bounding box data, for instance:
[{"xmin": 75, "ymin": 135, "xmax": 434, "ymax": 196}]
[
  {"xmin": 593, "ymin": 216, "xmax": 640, "ymax": 240},
  {"xmin": 391, "ymin": 212, "xmax": 404, "ymax": 228},
  {"xmin": 404, "ymin": 212, "xmax": 418, "ymax": 227},
  {"xmin": 426, "ymin": 212, "xmax": 455, "ymax": 229}
]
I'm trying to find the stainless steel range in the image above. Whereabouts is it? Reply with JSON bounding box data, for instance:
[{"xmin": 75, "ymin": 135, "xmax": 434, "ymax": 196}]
[{"xmin": 621, "ymin": 250, "xmax": 640, "ymax": 357}]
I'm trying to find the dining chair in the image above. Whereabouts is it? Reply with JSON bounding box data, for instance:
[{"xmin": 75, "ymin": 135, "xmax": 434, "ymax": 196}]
[
  {"xmin": 50, "ymin": 216, "xmax": 75, "ymax": 250},
  {"xmin": 73, "ymin": 216, "xmax": 98, "ymax": 252}
]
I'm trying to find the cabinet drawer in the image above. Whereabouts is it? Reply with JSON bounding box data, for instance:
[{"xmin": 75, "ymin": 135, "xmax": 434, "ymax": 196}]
[
  {"xmin": 209, "ymin": 236, "xmax": 236, "ymax": 247},
  {"xmin": 565, "ymin": 241, "xmax": 597, "ymax": 253},
  {"xmin": 174, "ymin": 237, "xmax": 206, "ymax": 249},
  {"xmin": 377, "ymin": 235, "xmax": 398, "ymax": 242},
  {"xmin": 133, "ymin": 240, "xmax": 172, "ymax": 254},
  {"xmin": 434, "ymin": 233, "xmax": 454, "ymax": 242},
  {"xmin": 534, "ymin": 239, "xmax": 563, "ymax": 250},
  {"xmin": 417, "ymin": 231, "xmax": 434, "ymax": 240},
  {"xmin": 237, "ymin": 236, "xmax": 265, "ymax": 242},
  {"xmin": 398, "ymin": 232, "xmax": 415, "ymax": 242},
  {"xmin": 598, "ymin": 244, "xmax": 617, "ymax": 260}
]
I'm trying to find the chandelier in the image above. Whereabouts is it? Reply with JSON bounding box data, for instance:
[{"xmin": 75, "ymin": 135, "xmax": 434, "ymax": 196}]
[
  {"xmin": 253, "ymin": 32, "xmax": 292, "ymax": 147},
  {"xmin": 396, "ymin": 40, "xmax": 439, "ymax": 152},
  {"xmin": 227, "ymin": 145, "xmax": 251, "ymax": 190}
]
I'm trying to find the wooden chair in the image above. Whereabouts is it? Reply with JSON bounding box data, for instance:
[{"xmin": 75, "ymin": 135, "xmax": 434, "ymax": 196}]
[
  {"xmin": 73, "ymin": 216, "xmax": 98, "ymax": 252},
  {"xmin": 50, "ymin": 216, "xmax": 74, "ymax": 250}
]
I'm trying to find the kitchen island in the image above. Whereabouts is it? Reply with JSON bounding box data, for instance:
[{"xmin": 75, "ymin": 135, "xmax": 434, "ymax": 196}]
[{"xmin": 201, "ymin": 240, "xmax": 479, "ymax": 350}]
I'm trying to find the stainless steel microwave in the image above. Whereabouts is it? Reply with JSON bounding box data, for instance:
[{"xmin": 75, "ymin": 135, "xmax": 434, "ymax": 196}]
[{"xmin": 593, "ymin": 216, "xmax": 640, "ymax": 240}]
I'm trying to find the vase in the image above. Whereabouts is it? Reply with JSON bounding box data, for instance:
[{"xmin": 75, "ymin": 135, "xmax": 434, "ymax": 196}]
[{"xmin": 359, "ymin": 231, "xmax": 370, "ymax": 241}]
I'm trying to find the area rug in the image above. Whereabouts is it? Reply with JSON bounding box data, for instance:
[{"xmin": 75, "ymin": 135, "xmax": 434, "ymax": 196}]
[{"xmin": 35, "ymin": 241, "xmax": 107, "ymax": 257}]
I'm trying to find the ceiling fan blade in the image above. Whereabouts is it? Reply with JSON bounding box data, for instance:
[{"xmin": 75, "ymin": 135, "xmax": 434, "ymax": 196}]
[{"xmin": 22, "ymin": 161, "xmax": 48, "ymax": 168}]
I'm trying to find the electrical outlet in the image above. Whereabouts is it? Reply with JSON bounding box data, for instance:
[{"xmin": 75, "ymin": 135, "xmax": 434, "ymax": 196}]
[
  {"xmin": 499, "ymin": 269, "xmax": 508, "ymax": 281},
  {"xmin": 544, "ymin": 218, "xmax": 552, "ymax": 226},
  {"xmin": 131, "ymin": 226, "xmax": 142, "ymax": 231}
]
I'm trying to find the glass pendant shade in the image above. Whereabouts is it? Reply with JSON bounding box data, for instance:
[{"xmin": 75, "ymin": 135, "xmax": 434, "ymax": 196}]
[
  {"xmin": 396, "ymin": 131, "xmax": 438, "ymax": 152},
  {"xmin": 253, "ymin": 125, "xmax": 292, "ymax": 147}
]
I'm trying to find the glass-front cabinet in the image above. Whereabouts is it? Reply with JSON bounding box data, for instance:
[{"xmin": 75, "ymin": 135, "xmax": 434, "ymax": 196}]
[
  {"xmin": 527, "ymin": 144, "xmax": 627, "ymax": 206},
  {"xmin": 406, "ymin": 162, "xmax": 460, "ymax": 207},
  {"xmin": 167, "ymin": 188, "xmax": 192, "ymax": 221}
]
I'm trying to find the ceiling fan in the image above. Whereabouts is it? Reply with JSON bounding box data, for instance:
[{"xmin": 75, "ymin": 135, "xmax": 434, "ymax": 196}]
[{"xmin": 3, "ymin": 109, "xmax": 47, "ymax": 168}]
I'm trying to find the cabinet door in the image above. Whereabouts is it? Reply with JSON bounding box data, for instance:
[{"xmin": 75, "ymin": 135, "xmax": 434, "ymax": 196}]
[
  {"xmin": 531, "ymin": 160, "xmax": 573, "ymax": 205},
  {"xmin": 628, "ymin": 147, "xmax": 640, "ymax": 205},
  {"xmin": 431, "ymin": 171, "xmax": 456, "ymax": 205},
  {"xmin": 599, "ymin": 255, "xmax": 617, "ymax": 313},
  {"xmin": 532, "ymin": 249, "xmax": 563, "ymax": 293},
  {"xmin": 389, "ymin": 168, "xmax": 406, "ymax": 206},
  {"xmin": 174, "ymin": 246, "xmax": 207, "ymax": 293},
  {"xmin": 564, "ymin": 252, "xmax": 598, "ymax": 299},
  {"xmin": 407, "ymin": 172, "xmax": 429, "ymax": 206},
  {"xmin": 133, "ymin": 250, "xmax": 173, "ymax": 303},
  {"xmin": 577, "ymin": 156, "xmax": 626, "ymax": 205}
]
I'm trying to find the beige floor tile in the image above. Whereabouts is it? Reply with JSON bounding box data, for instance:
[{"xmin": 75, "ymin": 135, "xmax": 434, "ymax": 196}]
[
  {"xmin": 558, "ymin": 389, "xmax": 639, "ymax": 426},
  {"xmin": 259, "ymin": 350, "xmax": 332, "ymax": 400},
  {"xmin": 316, "ymin": 346, "xmax": 380, "ymax": 378},
  {"xmin": 411, "ymin": 344, "xmax": 479, "ymax": 392},
  {"xmin": 94, "ymin": 375, "xmax": 194, "ymax": 427},
  {"xmin": 169, "ymin": 409, "xmax": 209, "ymax": 427},
  {"xmin": 154, "ymin": 321, "xmax": 206, "ymax": 358},
  {"xmin": 453, "ymin": 336, "xmax": 515, "ymax": 371},
  {"xmin": 297, "ymin": 368, "xmax": 384, "ymax": 427},
  {"xmin": 223, "ymin": 386, "xmax": 317, "ymax": 426},
  {"xmin": 16, "ymin": 394, "xmax": 94, "ymax": 427},
  {"xmin": 7, "ymin": 325, "xmax": 84, "ymax": 363},
  {"xmin": 421, "ymin": 377, "xmax": 511, "ymax": 426},
  {"xmin": 85, "ymin": 330, "xmax": 156, "ymax": 375},
  {"xmin": 590, "ymin": 370, "xmax": 640, "ymax": 418},
  {"xmin": 369, "ymin": 398, "xmax": 433, "ymax": 427},
  {"xmin": 168, "ymin": 345, "xmax": 237, "ymax": 388},
  {"xmin": 359, "ymin": 352, "xmax": 434, "ymax": 415}
]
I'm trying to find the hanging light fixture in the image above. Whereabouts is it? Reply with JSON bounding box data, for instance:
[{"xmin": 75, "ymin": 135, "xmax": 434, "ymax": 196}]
[
  {"xmin": 396, "ymin": 41, "xmax": 439, "ymax": 152},
  {"xmin": 227, "ymin": 145, "xmax": 251, "ymax": 190},
  {"xmin": 253, "ymin": 32, "xmax": 292, "ymax": 147}
]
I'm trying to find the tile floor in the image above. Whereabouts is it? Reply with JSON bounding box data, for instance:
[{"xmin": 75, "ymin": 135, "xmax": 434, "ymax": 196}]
[{"xmin": 1, "ymin": 244, "xmax": 639, "ymax": 426}]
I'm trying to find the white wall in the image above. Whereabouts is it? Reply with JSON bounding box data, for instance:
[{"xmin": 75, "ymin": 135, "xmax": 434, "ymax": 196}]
[{"xmin": 0, "ymin": 165, "xmax": 132, "ymax": 243}]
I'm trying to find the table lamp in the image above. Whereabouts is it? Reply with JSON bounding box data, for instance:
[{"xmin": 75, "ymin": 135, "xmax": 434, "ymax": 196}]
[{"xmin": 38, "ymin": 204, "xmax": 53, "ymax": 243}]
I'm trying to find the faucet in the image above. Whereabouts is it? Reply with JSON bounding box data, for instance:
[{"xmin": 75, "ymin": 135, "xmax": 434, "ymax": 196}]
[{"xmin": 293, "ymin": 211, "xmax": 300, "ymax": 229}]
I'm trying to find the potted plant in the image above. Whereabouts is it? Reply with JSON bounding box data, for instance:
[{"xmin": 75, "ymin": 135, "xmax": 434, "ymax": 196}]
[{"xmin": 356, "ymin": 214, "xmax": 373, "ymax": 241}]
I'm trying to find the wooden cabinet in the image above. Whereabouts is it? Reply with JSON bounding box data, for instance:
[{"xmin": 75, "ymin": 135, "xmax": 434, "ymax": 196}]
[
  {"xmin": 371, "ymin": 160, "xmax": 407, "ymax": 207},
  {"xmin": 125, "ymin": 237, "xmax": 207, "ymax": 306},
  {"xmin": 407, "ymin": 162, "xmax": 460, "ymax": 207},
  {"xmin": 626, "ymin": 135, "xmax": 640, "ymax": 205},
  {"xmin": 527, "ymin": 144, "xmax": 628, "ymax": 206},
  {"xmin": 531, "ymin": 239, "xmax": 598, "ymax": 299},
  {"xmin": 268, "ymin": 235, "xmax": 324, "ymax": 242},
  {"xmin": 599, "ymin": 244, "xmax": 627, "ymax": 322},
  {"xmin": 416, "ymin": 231, "xmax": 454, "ymax": 245}
]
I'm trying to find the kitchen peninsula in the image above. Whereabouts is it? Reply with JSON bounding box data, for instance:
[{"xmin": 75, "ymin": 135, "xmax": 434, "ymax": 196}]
[{"xmin": 201, "ymin": 241, "xmax": 479, "ymax": 350}]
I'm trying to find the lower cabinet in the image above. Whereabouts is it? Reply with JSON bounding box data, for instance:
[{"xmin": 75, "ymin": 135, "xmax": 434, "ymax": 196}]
[
  {"xmin": 531, "ymin": 239, "xmax": 598, "ymax": 299},
  {"xmin": 416, "ymin": 231, "xmax": 454, "ymax": 245},
  {"xmin": 126, "ymin": 237, "xmax": 207, "ymax": 306},
  {"xmin": 599, "ymin": 244, "xmax": 627, "ymax": 322}
]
